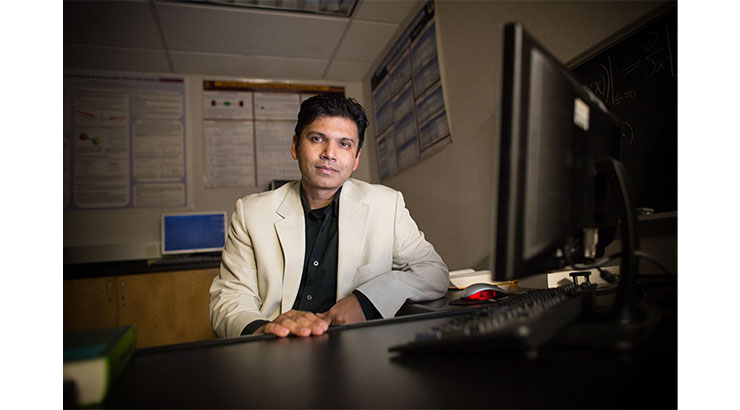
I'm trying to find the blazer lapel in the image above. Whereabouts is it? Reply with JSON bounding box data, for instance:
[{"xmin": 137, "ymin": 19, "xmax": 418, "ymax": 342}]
[
  {"xmin": 337, "ymin": 179, "xmax": 369, "ymax": 299},
  {"xmin": 275, "ymin": 182, "xmax": 305, "ymax": 312}
]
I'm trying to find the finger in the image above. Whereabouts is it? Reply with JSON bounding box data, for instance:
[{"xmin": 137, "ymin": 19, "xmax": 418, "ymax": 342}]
[
  {"xmin": 295, "ymin": 316, "xmax": 328, "ymax": 335},
  {"xmin": 276, "ymin": 311, "xmax": 329, "ymax": 336},
  {"xmin": 283, "ymin": 318, "xmax": 313, "ymax": 337},
  {"xmin": 262, "ymin": 322, "xmax": 290, "ymax": 338},
  {"xmin": 290, "ymin": 311, "xmax": 329, "ymax": 332},
  {"xmin": 310, "ymin": 318, "xmax": 329, "ymax": 335},
  {"xmin": 313, "ymin": 313, "xmax": 331, "ymax": 328},
  {"xmin": 322, "ymin": 308, "xmax": 341, "ymax": 324},
  {"xmin": 317, "ymin": 313, "xmax": 332, "ymax": 327},
  {"xmin": 276, "ymin": 317, "xmax": 313, "ymax": 337}
]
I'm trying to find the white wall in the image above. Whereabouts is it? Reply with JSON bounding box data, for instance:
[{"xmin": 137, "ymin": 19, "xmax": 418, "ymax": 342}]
[
  {"xmin": 360, "ymin": 1, "xmax": 670, "ymax": 271},
  {"xmin": 64, "ymin": 72, "xmax": 365, "ymax": 263}
]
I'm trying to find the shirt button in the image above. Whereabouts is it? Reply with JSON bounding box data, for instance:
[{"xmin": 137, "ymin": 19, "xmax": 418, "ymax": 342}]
[
  {"xmin": 307, "ymin": 295, "xmax": 313, "ymax": 301},
  {"xmin": 313, "ymin": 261, "xmax": 319, "ymax": 267}
]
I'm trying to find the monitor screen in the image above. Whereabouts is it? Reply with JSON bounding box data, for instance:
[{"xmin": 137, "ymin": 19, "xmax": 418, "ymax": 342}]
[
  {"xmin": 161, "ymin": 212, "xmax": 227, "ymax": 255},
  {"xmin": 493, "ymin": 23, "xmax": 621, "ymax": 281}
]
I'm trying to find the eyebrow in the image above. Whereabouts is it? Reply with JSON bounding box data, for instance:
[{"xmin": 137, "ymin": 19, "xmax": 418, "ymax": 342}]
[{"xmin": 306, "ymin": 131, "xmax": 327, "ymax": 138}]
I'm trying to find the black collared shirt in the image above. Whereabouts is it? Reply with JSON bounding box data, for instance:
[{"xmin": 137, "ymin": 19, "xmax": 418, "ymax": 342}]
[{"xmin": 292, "ymin": 186, "xmax": 341, "ymax": 312}]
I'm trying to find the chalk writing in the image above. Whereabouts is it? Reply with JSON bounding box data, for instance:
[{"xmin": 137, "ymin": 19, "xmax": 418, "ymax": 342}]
[
  {"xmin": 620, "ymin": 121, "xmax": 634, "ymax": 147},
  {"xmin": 644, "ymin": 47, "xmax": 670, "ymax": 78},
  {"xmin": 571, "ymin": 6, "xmax": 677, "ymax": 213},
  {"xmin": 588, "ymin": 57, "xmax": 614, "ymax": 104},
  {"xmin": 619, "ymin": 121, "xmax": 635, "ymax": 160},
  {"xmin": 621, "ymin": 60, "xmax": 641, "ymax": 76},
  {"xmin": 620, "ymin": 29, "xmax": 673, "ymax": 80},
  {"xmin": 614, "ymin": 89, "xmax": 637, "ymax": 105}
]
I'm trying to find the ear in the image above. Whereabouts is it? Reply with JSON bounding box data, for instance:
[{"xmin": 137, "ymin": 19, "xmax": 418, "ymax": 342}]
[
  {"xmin": 352, "ymin": 149, "xmax": 362, "ymax": 171},
  {"xmin": 291, "ymin": 135, "xmax": 299, "ymax": 160}
]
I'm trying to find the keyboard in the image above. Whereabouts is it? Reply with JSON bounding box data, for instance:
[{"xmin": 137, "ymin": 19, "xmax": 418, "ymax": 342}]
[{"xmin": 389, "ymin": 283, "xmax": 594, "ymax": 355}]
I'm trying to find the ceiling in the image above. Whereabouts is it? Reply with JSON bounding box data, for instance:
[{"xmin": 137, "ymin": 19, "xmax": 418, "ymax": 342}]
[{"xmin": 63, "ymin": 0, "xmax": 422, "ymax": 82}]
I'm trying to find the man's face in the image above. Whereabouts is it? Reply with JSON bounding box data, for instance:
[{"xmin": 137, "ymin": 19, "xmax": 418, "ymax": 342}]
[{"xmin": 291, "ymin": 115, "xmax": 362, "ymax": 195}]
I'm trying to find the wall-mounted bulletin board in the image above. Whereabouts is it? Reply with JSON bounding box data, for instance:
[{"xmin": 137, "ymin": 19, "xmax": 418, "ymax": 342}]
[
  {"xmin": 202, "ymin": 81, "xmax": 345, "ymax": 189},
  {"xmin": 63, "ymin": 74, "xmax": 187, "ymax": 209},
  {"xmin": 370, "ymin": 1, "xmax": 451, "ymax": 180}
]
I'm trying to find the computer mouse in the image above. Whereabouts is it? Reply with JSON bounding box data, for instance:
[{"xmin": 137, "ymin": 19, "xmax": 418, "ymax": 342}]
[{"xmin": 460, "ymin": 283, "xmax": 507, "ymax": 301}]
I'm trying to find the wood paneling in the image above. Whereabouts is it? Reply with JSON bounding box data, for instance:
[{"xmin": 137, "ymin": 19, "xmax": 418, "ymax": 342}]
[{"xmin": 64, "ymin": 268, "xmax": 219, "ymax": 348}]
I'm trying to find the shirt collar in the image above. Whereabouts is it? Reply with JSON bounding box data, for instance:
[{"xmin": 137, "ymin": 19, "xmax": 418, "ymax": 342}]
[{"xmin": 299, "ymin": 185, "xmax": 342, "ymax": 218}]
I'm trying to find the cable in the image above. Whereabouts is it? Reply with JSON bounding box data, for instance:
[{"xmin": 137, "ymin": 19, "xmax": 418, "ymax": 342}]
[
  {"xmin": 596, "ymin": 266, "xmax": 618, "ymax": 283},
  {"xmin": 571, "ymin": 250, "xmax": 675, "ymax": 277},
  {"xmin": 634, "ymin": 250, "xmax": 676, "ymax": 277},
  {"xmin": 572, "ymin": 255, "xmax": 617, "ymax": 270}
]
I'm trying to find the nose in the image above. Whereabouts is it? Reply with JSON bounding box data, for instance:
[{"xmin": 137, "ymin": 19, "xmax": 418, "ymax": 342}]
[{"xmin": 320, "ymin": 142, "xmax": 337, "ymax": 161}]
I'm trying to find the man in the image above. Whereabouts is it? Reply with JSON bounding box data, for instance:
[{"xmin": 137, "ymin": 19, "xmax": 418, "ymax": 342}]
[{"xmin": 209, "ymin": 94, "xmax": 449, "ymax": 338}]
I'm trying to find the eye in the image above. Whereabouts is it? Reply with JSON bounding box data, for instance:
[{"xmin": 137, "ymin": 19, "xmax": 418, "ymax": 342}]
[
  {"xmin": 311, "ymin": 135, "xmax": 324, "ymax": 143},
  {"xmin": 340, "ymin": 141, "xmax": 353, "ymax": 149}
]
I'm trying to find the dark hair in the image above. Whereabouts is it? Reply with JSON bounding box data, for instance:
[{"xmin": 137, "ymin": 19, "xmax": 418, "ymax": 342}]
[{"xmin": 294, "ymin": 94, "xmax": 368, "ymax": 153}]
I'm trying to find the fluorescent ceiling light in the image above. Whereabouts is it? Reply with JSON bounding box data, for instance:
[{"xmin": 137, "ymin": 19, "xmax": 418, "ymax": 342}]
[{"xmin": 182, "ymin": 0, "xmax": 359, "ymax": 17}]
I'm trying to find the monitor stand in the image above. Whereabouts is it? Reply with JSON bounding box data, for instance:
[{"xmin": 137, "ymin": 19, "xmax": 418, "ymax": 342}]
[{"xmin": 550, "ymin": 158, "xmax": 659, "ymax": 350}]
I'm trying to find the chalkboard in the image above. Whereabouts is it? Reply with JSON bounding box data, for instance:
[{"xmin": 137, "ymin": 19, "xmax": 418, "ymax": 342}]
[{"xmin": 570, "ymin": 4, "xmax": 677, "ymax": 213}]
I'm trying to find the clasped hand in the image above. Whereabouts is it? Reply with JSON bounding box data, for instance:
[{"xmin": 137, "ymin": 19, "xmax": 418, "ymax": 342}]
[{"xmin": 254, "ymin": 293, "xmax": 366, "ymax": 337}]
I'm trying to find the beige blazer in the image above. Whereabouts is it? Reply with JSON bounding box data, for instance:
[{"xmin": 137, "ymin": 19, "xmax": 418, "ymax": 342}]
[{"xmin": 209, "ymin": 179, "xmax": 449, "ymax": 338}]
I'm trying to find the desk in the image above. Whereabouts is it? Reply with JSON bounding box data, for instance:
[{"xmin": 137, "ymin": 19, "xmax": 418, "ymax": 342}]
[{"xmin": 105, "ymin": 281, "xmax": 676, "ymax": 408}]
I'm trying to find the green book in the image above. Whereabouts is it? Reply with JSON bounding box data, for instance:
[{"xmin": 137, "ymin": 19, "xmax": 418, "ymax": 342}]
[{"xmin": 63, "ymin": 326, "xmax": 136, "ymax": 407}]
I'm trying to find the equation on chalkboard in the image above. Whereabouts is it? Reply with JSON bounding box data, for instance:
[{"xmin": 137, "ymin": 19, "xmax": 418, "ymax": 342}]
[{"xmin": 570, "ymin": 5, "xmax": 677, "ymax": 213}]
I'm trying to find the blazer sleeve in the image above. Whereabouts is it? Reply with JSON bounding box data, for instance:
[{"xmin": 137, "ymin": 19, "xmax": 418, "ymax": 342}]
[
  {"xmin": 209, "ymin": 197, "xmax": 267, "ymax": 338},
  {"xmin": 355, "ymin": 191, "xmax": 450, "ymax": 318}
]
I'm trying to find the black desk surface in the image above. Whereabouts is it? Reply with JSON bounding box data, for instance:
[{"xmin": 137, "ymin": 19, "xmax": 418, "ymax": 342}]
[{"xmin": 105, "ymin": 282, "xmax": 676, "ymax": 409}]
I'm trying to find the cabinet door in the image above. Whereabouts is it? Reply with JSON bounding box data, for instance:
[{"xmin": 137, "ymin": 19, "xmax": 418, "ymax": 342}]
[
  {"xmin": 63, "ymin": 276, "xmax": 118, "ymax": 332},
  {"xmin": 118, "ymin": 269, "xmax": 218, "ymax": 347}
]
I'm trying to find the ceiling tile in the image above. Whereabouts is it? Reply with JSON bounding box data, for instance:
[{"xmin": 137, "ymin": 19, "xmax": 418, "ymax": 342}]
[
  {"xmin": 324, "ymin": 60, "xmax": 372, "ymax": 82},
  {"xmin": 63, "ymin": 0, "xmax": 412, "ymax": 82},
  {"xmin": 353, "ymin": 0, "xmax": 420, "ymax": 23},
  {"xmin": 64, "ymin": 1, "xmax": 164, "ymax": 49},
  {"xmin": 334, "ymin": 20, "xmax": 398, "ymax": 63},
  {"xmin": 170, "ymin": 52, "xmax": 329, "ymax": 80},
  {"xmin": 64, "ymin": 45, "xmax": 172, "ymax": 73},
  {"xmin": 155, "ymin": 2, "xmax": 349, "ymax": 59}
]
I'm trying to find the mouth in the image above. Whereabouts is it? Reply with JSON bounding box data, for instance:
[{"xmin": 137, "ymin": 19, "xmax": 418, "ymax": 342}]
[{"xmin": 315, "ymin": 165, "xmax": 338, "ymax": 174}]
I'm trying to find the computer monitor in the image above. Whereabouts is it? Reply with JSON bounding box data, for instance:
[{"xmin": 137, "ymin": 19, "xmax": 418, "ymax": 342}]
[
  {"xmin": 492, "ymin": 22, "xmax": 652, "ymax": 338},
  {"xmin": 493, "ymin": 22, "xmax": 624, "ymax": 282},
  {"xmin": 161, "ymin": 212, "xmax": 227, "ymax": 255}
]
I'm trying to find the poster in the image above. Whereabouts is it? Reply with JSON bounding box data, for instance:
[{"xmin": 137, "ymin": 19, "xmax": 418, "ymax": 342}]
[
  {"xmin": 201, "ymin": 81, "xmax": 345, "ymax": 190},
  {"xmin": 376, "ymin": 127, "xmax": 397, "ymax": 180},
  {"xmin": 254, "ymin": 92, "xmax": 300, "ymax": 120},
  {"xmin": 371, "ymin": 1, "xmax": 451, "ymax": 179},
  {"xmin": 204, "ymin": 120, "xmax": 256, "ymax": 188},
  {"xmin": 64, "ymin": 74, "xmax": 187, "ymax": 209},
  {"xmin": 203, "ymin": 90, "xmax": 253, "ymax": 119},
  {"xmin": 255, "ymin": 121, "xmax": 301, "ymax": 186},
  {"xmin": 72, "ymin": 88, "xmax": 131, "ymax": 208}
]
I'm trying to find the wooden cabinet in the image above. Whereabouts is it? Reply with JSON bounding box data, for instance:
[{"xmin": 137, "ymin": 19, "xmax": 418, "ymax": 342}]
[
  {"xmin": 64, "ymin": 275, "xmax": 119, "ymax": 331},
  {"xmin": 63, "ymin": 268, "xmax": 219, "ymax": 348}
]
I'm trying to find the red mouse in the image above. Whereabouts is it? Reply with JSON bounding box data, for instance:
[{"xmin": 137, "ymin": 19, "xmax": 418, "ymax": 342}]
[{"xmin": 460, "ymin": 283, "xmax": 507, "ymax": 301}]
